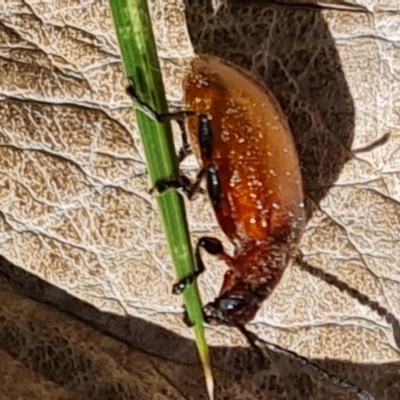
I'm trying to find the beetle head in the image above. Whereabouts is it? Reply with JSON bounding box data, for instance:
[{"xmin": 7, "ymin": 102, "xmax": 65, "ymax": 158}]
[{"xmin": 202, "ymin": 283, "xmax": 268, "ymax": 327}]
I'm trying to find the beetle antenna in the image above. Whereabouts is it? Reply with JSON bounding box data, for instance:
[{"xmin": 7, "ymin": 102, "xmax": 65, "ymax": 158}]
[
  {"xmin": 237, "ymin": 326, "xmax": 375, "ymax": 400},
  {"xmin": 236, "ymin": 324, "xmax": 264, "ymax": 363},
  {"xmin": 353, "ymin": 132, "xmax": 390, "ymax": 153},
  {"xmin": 295, "ymin": 252, "xmax": 400, "ymax": 350}
]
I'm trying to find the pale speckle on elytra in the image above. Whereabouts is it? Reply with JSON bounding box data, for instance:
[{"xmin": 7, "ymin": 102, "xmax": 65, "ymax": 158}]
[
  {"xmin": 283, "ymin": 148, "xmax": 288, "ymax": 153},
  {"xmin": 272, "ymin": 203, "xmax": 280, "ymax": 210},
  {"xmin": 221, "ymin": 134, "xmax": 230, "ymax": 143},
  {"xmin": 238, "ymin": 137, "xmax": 245, "ymax": 143},
  {"xmin": 230, "ymin": 169, "xmax": 241, "ymax": 183},
  {"xmin": 261, "ymin": 219, "xmax": 267, "ymax": 228},
  {"xmin": 221, "ymin": 130, "xmax": 230, "ymax": 142},
  {"xmin": 249, "ymin": 217, "xmax": 256, "ymax": 224},
  {"xmin": 269, "ymin": 169, "xmax": 277, "ymax": 176},
  {"xmin": 286, "ymin": 171, "xmax": 291, "ymax": 176},
  {"xmin": 267, "ymin": 151, "xmax": 273, "ymax": 156},
  {"xmin": 250, "ymin": 193, "xmax": 257, "ymax": 199},
  {"xmin": 299, "ymin": 202, "xmax": 305, "ymax": 208}
]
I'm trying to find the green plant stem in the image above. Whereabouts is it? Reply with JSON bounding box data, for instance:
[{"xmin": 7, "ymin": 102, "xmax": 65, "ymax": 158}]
[{"xmin": 108, "ymin": 0, "xmax": 213, "ymax": 398}]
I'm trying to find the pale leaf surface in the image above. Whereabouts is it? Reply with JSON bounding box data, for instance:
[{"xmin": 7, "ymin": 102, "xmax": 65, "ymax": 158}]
[{"xmin": 0, "ymin": 0, "xmax": 399, "ymax": 399}]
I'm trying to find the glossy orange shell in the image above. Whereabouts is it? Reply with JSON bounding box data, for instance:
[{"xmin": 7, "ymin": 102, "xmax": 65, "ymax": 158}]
[{"xmin": 184, "ymin": 56, "xmax": 305, "ymax": 249}]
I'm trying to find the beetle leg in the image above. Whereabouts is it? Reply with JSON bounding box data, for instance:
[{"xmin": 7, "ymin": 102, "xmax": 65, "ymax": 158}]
[
  {"xmin": 172, "ymin": 236, "xmax": 226, "ymax": 295},
  {"xmin": 176, "ymin": 119, "xmax": 193, "ymax": 162},
  {"xmin": 177, "ymin": 115, "xmax": 213, "ymax": 162},
  {"xmin": 126, "ymin": 83, "xmax": 212, "ymax": 163},
  {"xmin": 151, "ymin": 165, "xmax": 213, "ymax": 199},
  {"xmin": 153, "ymin": 164, "xmax": 221, "ymax": 205},
  {"xmin": 197, "ymin": 236, "xmax": 224, "ymax": 255},
  {"xmin": 126, "ymin": 83, "xmax": 198, "ymax": 122},
  {"xmin": 150, "ymin": 175, "xmax": 194, "ymax": 198},
  {"xmin": 171, "ymin": 242, "xmax": 206, "ymax": 295},
  {"xmin": 157, "ymin": 164, "xmax": 220, "ymax": 207},
  {"xmin": 205, "ymin": 165, "xmax": 222, "ymax": 209}
]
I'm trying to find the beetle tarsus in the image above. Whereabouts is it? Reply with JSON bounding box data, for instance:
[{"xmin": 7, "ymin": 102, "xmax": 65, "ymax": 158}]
[
  {"xmin": 171, "ymin": 240, "xmax": 206, "ymax": 294},
  {"xmin": 126, "ymin": 84, "xmax": 164, "ymax": 122},
  {"xmin": 172, "ymin": 276, "xmax": 196, "ymax": 295},
  {"xmin": 172, "ymin": 236, "xmax": 222, "ymax": 294},
  {"xmin": 151, "ymin": 166, "xmax": 217, "ymax": 203},
  {"xmin": 172, "ymin": 264, "xmax": 204, "ymax": 294},
  {"xmin": 151, "ymin": 175, "xmax": 208, "ymax": 199},
  {"xmin": 151, "ymin": 175, "xmax": 194, "ymax": 197}
]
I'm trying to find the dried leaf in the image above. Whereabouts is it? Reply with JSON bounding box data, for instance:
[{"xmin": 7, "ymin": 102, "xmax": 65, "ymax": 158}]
[{"xmin": 0, "ymin": 0, "xmax": 400, "ymax": 399}]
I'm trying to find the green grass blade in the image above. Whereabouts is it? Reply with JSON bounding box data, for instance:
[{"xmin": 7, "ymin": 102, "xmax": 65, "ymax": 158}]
[{"xmin": 108, "ymin": 0, "xmax": 213, "ymax": 398}]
